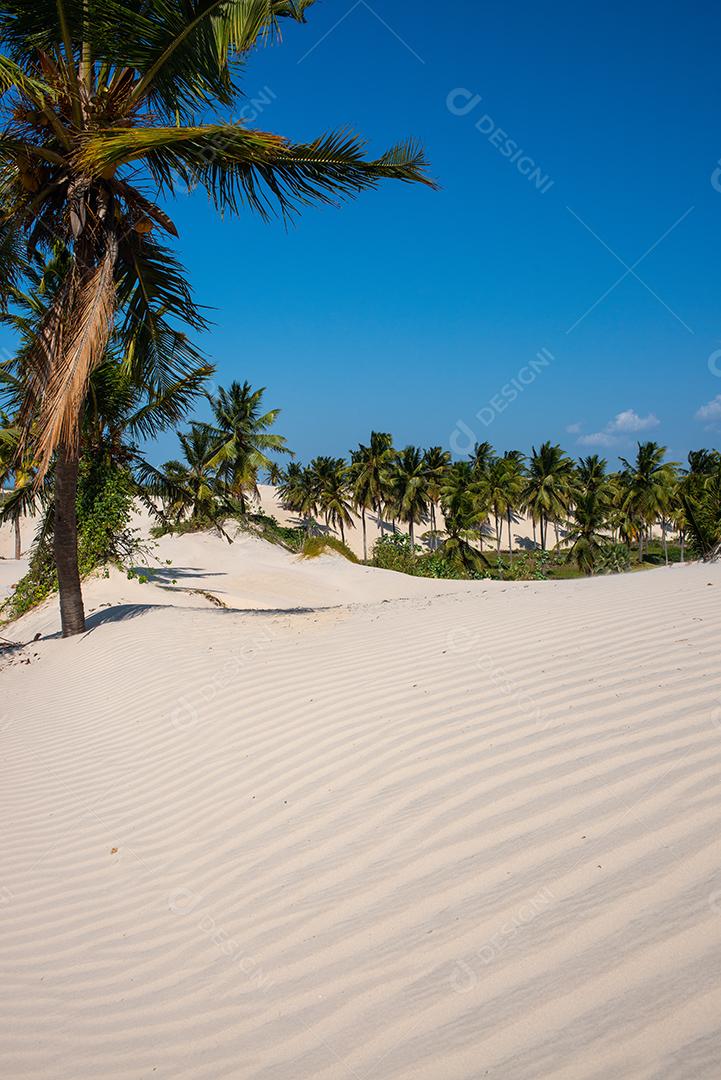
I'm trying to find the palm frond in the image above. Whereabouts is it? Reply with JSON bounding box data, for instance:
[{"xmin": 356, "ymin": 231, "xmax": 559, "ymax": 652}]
[
  {"xmin": 126, "ymin": 363, "xmax": 214, "ymax": 441},
  {"xmin": 77, "ymin": 125, "xmax": 436, "ymax": 218},
  {"xmin": 21, "ymin": 247, "xmax": 117, "ymax": 475},
  {"xmin": 125, "ymin": 0, "xmax": 317, "ymax": 117},
  {"xmin": 0, "ymin": 53, "xmax": 53, "ymax": 100}
]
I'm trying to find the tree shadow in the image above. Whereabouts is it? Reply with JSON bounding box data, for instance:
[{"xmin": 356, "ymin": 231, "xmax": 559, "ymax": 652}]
[{"xmin": 133, "ymin": 565, "xmax": 226, "ymax": 581}]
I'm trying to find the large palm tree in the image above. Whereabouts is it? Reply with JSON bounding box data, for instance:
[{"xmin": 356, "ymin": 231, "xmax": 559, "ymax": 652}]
[
  {"xmin": 205, "ymin": 380, "xmax": 290, "ymax": 509},
  {"xmin": 151, "ymin": 424, "xmax": 225, "ymax": 525},
  {"xmin": 467, "ymin": 441, "xmax": 494, "ymax": 549},
  {"xmin": 0, "ymin": 1, "xmax": 433, "ymax": 635},
  {"xmin": 277, "ymin": 460, "xmax": 317, "ymax": 535},
  {"xmin": 566, "ymin": 488, "xmax": 610, "ymax": 574},
  {"xmin": 423, "ymin": 445, "xmax": 450, "ymax": 534},
  {"xmin": 499, "ymin": 451, "xmax": 526, "ymax": 562},
  {"xmin": 311, "ymin": 456, "xmax": 353, "ymax": 544},
  {"xmin": 576, "ymin": 454, "xmax": 608, "ymax": 496},
  {"xmin": 391, "ymin": 445, "xmax": 428, "ymax": 548},
  {"xmin": 619, "ymin": 442, "xmax": 678, "ymax": 562},
  {"xmin": 468, "ymin": 441, "xmax": 494, "ymax": 475},
  {"xmin": 439, "ymin": 461, "xmax": 486, "ymax": 574},
  {"xmin": 349, "ymin": 431, "xmax": 394, "ymax": 560},
  {"xmin": 485, "ymin": 456, "xmax": 510, "ymax": 555},
  {"xmin": 523, "ymin": 442, "xmax": 574, "ymax": 550},
  {"xmin": 681, "ymin": 456, "xmax": 721, "ymax": 561}
]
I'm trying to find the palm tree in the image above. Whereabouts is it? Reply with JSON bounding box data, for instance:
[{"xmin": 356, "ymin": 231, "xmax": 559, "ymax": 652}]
[
  {"xmin": 277, "ymin": 461, "xmax": 318, "ymax": 536},
  {"xmin": 499, "ymin": 451, "xmax": 526, "ymax": 562},
  {"xmin": 423, "ymin": 446, "xmax": 451, "ymax": 534},
  {"xmin": 566, "ymin": 489, "xmax": 609, "ymax": 574},
  {"xmin": 485, "ymin": 456, "xmax": 510, "ymax": 555},
  {"xmin": 0, "ymin": 416, "xmax": 35, "ymax": 558},
  {"xmin": 468, "ymin": 441, "xmax": 494, "ymax": 475},
  {"xmin": 265, "ymin": 461, "xmax": 283, "ymax": 487},
  {"xmin": 439, "ymin": 461, "xmax": 487, "ymax": 574},
  {"xmin": 311, "ymin": 457, "xmax": 353, "ymax": 544},
  {"xmin": 0, "ymin": 3, "xmax": 434, "ymax": 635},
  {"xmin": 350, "ymin": 432, "xmax": 394, "ymax": 560},
  {"xmin": 206, "ymin": 381, "xmax": 291, "ymax": 509},
  {"xmin": 523, "ymin": 442, "xmax": 574, "ymax": 550},
  {"xmin": 467, "ymin": 441, "xmax": 494, "ymax": 548},
  {"xmin": 681, "ymin": 456, "xmax": 721, "ymax": 561},
  {"xmin": 686, "ymin": 449, "xmax": 720, "ymax": 477},
  {"xmin": 391, "ymin": 445, "xmax": 428, "ymax": 548},
  {"xmin": 576, "ymin": 454, "xmax": 608, "ymax": 496},
  {"xmin": 619, "ymin": 442, "xmax": 678, "ymax": 562},
  {"xmin": 153, "ymin": 424, "xmax": 224, "ymax": 525}
]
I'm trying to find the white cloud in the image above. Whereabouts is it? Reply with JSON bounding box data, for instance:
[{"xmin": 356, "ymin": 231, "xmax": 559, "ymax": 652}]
[
  {"xmin": 574, "ymin": 408, "xmax": 660, "ymax": 447},
  {"xmin": 695, "ymin": 394, "xmax": 721, "ymax": 423},
  {"xmin": 608, "ymin": 409, "xmax": 660, "ymax": 433},
  {"xmin": 565, "ymin": 421, "xmax": 582, "ymax": 435},
  {"xmin": 577, "ymin": 430, "xmax": 619, "ymax": 448}
]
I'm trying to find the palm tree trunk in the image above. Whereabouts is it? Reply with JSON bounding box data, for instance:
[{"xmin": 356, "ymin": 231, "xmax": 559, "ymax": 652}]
[
  {"xmin": 14, "ymin": 517, "xmax": 21, "ymax": 560},
  {"xmin": 54, "ymin": 447, "xmax": 86, "ymax": 637},
  {"xmin": 662, "ymin": 519, "xmax": 668, "ymax": 565},
  {"xmin": 409, "ymin": 520, "xmax": 415, "ymax": 548},
  {"xmin": 507, "ymin": 509, "xmax": 513, "ymax": 564},
  {"xmin": 362, "ymin": 509, "xmax": 367, "ymax": 562},
  {"xmin": 339, "ymin": 520, "xmax": 345, "ymax": 544},
  {"xmin": 680, "ymin": 530, "xmax": 685, "ymax": 563},
  {"xmin": 495, "ymin": 513, "xmax": 501, "ymax": 555}
]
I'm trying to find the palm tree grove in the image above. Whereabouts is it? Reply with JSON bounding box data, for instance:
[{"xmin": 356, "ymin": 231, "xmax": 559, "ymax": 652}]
[{"xmin": 2, "ymin": 6, "xmax": 721, "ymax": 1080}]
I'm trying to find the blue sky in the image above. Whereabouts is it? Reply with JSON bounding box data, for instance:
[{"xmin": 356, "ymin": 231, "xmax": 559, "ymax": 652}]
[{"xmin": 11, "ymin": 0, "xmax": 721, "ymax": 466}]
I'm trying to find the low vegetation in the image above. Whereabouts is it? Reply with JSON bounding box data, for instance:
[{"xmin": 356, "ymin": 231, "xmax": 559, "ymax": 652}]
[{"xmin": 300, "ymin": 536, "xmax": 358, "ymax": 562}]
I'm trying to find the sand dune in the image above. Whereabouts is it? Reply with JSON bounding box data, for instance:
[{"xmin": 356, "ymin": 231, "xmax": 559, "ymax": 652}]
[{"xmin": 1, "ymin": 529, "xmax": 721, "ymax": 1079}]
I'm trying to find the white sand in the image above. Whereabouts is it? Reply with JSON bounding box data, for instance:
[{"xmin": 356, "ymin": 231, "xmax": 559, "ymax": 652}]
[{"xmin": 2, "ymin": 522, "xmax": 721, "ymax": 1079}]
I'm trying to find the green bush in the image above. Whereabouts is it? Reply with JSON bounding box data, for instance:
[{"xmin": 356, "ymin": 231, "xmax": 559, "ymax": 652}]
[
  {"xmin": 595, "ymin": 543, "xmax": 632, "ymax": 575},
  {"xmin": 301, "ymin": 535, "xmax": 358, "ymax": 562},
  {"xmin": 415, "ymin": 552, "xmax": 466, "ymax": 579},
  {"xmin": 372, "ymin": 533, "xmax": 487, "ymax": 580},
  {"xmin": 372, "ymin": 533, "xmax": 418, "ymax": 574},
  {"xmin": 240, "ymin": 513, "xmax": 305, "ymax": 552},
  {"xmin": 2, "ymin": 458, "xmax": 137, "ymax": 622}
]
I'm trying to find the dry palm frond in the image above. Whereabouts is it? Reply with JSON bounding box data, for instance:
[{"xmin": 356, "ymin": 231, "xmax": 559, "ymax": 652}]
[{"xmin": 23, "ymin": 245, "xmax": 117, "ymax": 476}]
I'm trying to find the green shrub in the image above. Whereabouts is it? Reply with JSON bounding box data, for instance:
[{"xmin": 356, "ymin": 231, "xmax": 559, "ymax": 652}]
[
  {"xmin": 301, "ymin": 535, "xmax": 358, "ymax": 562},
  {"xmin": 596, "ymin": 543, "xmax": 632, "ymax": 575},
  {"xmin": 372, "ymin": 533, "xmax": 418, "ymax": 574},
  {"xmin": 2, "ymin": 458, "xmax": 137, "ymax": 623},
  {"xmin": 415, "ymin": 552, "xmax": 466, "ymax": 579},
  {"xmin": 240, "ymin": 513, "xmax": 305, "ymax": 552}
]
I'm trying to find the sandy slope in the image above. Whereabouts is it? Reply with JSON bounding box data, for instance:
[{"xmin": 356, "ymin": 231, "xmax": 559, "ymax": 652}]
[{"xmin": 2, "ymin": 532, "xmax": 721, "ymax": 1080}]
